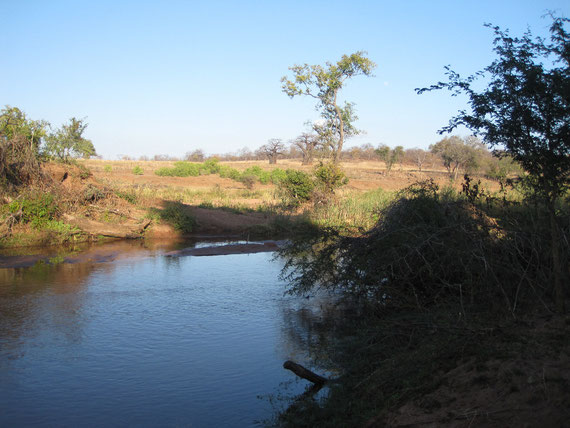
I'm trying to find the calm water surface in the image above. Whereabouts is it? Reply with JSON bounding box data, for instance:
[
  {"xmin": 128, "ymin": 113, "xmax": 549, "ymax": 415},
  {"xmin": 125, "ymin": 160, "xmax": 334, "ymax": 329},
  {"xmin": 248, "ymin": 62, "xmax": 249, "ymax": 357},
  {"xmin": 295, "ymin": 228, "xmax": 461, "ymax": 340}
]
[{"xmin": 0, "ymin": 240, "xmax": 326, "ymax": 427}]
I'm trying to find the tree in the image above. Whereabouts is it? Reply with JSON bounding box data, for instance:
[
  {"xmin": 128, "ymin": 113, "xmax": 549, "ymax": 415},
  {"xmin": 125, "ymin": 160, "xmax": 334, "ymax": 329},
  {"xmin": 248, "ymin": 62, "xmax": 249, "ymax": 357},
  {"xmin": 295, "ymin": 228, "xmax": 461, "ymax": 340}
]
[
  {"xmin": 46, "ymin": 117, "xmax": 96, "ymax": 161},
  {"xmin": 430, "ymin": 135, "xmax": 485, "ymax": 179},
  {"xmin": 293, "ymin": 132, "xmax": 320, "ymax": 165},
  {"xmin": 185, "ymin": 149, "xmax": 205, "ymax": 162},
  {"xmin": 0, "ymin": 106, "xmax": 48, "ymax": 185},
  {"xmin": 418, "ymin": 15, "xmax": 570, "ymax": 312},
  {"xmin": 375, "ymin": 144, "xmax": 404, "ymax": 176},
  {"xmin": 405, "ymin": 148, "xmax": 429, "ymax": 172},
  {"xmin": 281, "ymin": 51, "xmax": 376, "ymax": 162},
  {"xmin": 259, "ymin": 138, "xmax": 285, "ymax": 164}
]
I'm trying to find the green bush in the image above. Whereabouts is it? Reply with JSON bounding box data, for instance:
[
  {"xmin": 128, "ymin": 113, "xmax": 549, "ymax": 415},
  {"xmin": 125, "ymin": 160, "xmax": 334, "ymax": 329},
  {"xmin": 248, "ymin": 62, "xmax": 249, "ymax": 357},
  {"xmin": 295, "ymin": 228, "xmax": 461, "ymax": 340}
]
[
  {"xmin": 314, "ymin": 162, "xmax": 348, "ymax": 193},
  {"xmin": 202, "ymin": 158, "xmax": 221, "ymax": 174},
  {"xmin": 5, "ymin": 192, "xmax": 59, "ymax": 228},
  {"xmin": 132, "ymin": 165, "xmax": 144, "ymax": 175},
  {"xmin": 155, "ymin": 161, "xmax": 201, "ymax": 177},
  {"xmin": 270, "ymin": 168, "xmax": 287, "ymax": 184},
  {"xmin": 103, "ymin": 165, "xmax": 112, "ymax": 173},
  {"xmin": 279, "ymin": 169, "xmax": 315, "ymax": 206}
]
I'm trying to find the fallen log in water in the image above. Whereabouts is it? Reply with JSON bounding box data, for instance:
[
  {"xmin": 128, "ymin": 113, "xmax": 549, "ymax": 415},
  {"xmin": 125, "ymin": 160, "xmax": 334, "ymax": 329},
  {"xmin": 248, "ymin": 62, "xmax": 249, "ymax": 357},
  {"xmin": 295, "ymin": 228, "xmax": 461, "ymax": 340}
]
[{"xmin": 283, "ymin": 360, "xmax": 328, "ymax": 386}]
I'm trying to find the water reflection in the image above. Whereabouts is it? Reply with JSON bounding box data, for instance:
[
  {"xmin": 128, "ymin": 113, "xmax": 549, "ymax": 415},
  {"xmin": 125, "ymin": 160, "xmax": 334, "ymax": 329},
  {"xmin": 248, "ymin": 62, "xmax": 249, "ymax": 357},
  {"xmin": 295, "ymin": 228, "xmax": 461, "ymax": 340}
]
[{"xmin": 0, "ymin": 239, "xmax": 338, "ymax": 427}]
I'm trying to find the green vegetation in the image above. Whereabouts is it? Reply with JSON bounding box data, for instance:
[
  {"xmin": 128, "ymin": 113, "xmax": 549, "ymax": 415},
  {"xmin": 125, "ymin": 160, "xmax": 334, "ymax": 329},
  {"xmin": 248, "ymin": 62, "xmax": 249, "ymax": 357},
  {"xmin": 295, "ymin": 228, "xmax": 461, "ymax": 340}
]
[
  {"xmin": 276, "ymin": 16, "xmax": 569, "ymax": 426},
  {"xmin": 278, "ymin": 169, "xmax": 315, "ymax": 207},
  {"xmin": 154, "ymin": 158, "xmax": 288, "ymax": 187},
  {"xmin": 282, "ymin": 51, "xmax": 376, "ymax": 162},
  {"xmin": 277, "ymin": 179, "xmax": 569, "ymax": 426},
  {"xmin": 418, "ymin": 14, "xmax": 569, "ymax": 312},
  {"xmin": 3, "ymin": 192, "xmax": 59, "ymax": 228},
  {"xmin": 45, "ymin": 117, "xmax": 96, "ymax": 161},
  {"xmin": 148, "ymin": 201, "xmax": 196, "ymax": 233},
  {"xmin": 375, "ymin": 144, "xmax": 404, "ymax": 175},
  {"xmin": 132, "ymin": 165, "xmax": 144, "ymax": 175}
]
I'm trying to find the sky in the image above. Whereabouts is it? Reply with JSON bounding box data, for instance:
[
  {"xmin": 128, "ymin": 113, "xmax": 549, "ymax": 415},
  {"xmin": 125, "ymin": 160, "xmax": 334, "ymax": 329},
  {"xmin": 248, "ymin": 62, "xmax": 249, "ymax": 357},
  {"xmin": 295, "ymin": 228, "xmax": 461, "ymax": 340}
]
[{"xmin": 2, "ymin": 0, "xmax": 569, "ymax": 159}]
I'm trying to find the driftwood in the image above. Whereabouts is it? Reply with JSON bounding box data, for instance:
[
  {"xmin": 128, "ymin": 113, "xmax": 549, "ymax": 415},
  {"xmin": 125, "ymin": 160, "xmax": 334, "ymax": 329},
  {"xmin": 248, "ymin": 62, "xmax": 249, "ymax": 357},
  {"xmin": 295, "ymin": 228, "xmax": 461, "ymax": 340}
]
[{"xmin": 283, "ymin": 360, "xmax": 328, "ymax": 386}]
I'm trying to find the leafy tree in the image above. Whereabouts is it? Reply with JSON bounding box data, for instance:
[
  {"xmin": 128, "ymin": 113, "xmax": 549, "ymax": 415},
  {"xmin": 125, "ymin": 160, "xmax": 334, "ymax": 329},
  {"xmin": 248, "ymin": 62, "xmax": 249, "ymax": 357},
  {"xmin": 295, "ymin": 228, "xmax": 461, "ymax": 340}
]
[
  {"xmin": 259, "ymin": 138, "xmax": 285, "ymax": 164},
  {"xmin": 430, "ymin": 135, "xmax": 485, "ymax": 179},
  {"xmin": 0, "ymin": 106, "xmax": 48, "ymax": 185},
  {"xmin": 281, "ymin": 51, "xmax": 376, "ymax": 162},
  {"xmin": 46, "ymin": 117, "xmax": 96, "ymax": 161},
  {"xmin": 375, "ymin": 144, "xmax": 404, "ymax": 176},
  {"xmin": 418, "ymin": 15, "xmax": 570, "ymax": 312}
]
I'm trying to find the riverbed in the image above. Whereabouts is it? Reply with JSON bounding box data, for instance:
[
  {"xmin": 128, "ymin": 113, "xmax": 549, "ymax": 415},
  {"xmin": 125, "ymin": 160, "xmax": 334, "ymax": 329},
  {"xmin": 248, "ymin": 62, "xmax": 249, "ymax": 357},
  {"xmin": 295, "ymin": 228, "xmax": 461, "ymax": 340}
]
[{"xmin": 0, "ymin": 239, "xmax": 328, "ymax": 427}]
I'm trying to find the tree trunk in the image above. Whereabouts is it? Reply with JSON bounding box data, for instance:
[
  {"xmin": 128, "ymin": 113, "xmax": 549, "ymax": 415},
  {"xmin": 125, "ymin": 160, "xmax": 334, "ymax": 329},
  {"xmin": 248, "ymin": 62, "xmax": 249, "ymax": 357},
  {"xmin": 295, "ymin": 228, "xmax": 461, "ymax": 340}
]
[
  {"xmin": 549, "ymin": 202, "xmax": 565, "ymax": 313},
  {"xmin": 333, "ymin": 89, "xmax": 344, "ymax": 163}
]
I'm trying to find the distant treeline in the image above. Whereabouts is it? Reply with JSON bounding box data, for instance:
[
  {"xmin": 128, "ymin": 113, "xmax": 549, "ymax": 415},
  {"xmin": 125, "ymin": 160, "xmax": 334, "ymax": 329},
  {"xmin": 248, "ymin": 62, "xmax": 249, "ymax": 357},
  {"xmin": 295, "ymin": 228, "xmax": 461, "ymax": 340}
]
[{"xmin": 122, "ymin": 135, "xmax": 520, "ymax": 182}]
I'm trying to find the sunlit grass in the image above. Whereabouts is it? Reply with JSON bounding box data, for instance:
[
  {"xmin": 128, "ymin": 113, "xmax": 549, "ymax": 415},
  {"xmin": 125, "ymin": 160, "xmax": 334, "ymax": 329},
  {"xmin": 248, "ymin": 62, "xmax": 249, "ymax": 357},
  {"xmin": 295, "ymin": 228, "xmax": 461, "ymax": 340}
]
[{"xmin": 309, "ymin": 187, "xmax": 395, "ymax": 231}]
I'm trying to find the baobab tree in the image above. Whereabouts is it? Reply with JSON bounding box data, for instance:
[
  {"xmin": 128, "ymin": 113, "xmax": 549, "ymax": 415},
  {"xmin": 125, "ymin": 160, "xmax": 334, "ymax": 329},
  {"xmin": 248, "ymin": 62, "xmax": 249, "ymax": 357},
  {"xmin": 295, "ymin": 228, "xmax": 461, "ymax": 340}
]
[{"xmin": 259, "ymin": 138, "xmax": 285, "ymax": 164}]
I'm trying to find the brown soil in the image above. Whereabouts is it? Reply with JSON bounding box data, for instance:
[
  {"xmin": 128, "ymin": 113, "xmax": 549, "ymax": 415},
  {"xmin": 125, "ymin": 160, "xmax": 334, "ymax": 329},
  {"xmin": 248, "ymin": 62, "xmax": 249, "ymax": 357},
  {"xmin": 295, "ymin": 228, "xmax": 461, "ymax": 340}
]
[{"xmin": 369, "ymin": 316, "xmax": 570, "ymax": 428}]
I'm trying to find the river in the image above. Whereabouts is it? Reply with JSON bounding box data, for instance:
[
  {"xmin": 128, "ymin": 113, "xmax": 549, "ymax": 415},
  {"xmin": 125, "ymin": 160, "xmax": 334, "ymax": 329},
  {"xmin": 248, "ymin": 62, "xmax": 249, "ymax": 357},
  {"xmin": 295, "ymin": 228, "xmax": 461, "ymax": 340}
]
[{"xmin": 0, "ymin": 239, "xmax": 330, "ymax": 427}]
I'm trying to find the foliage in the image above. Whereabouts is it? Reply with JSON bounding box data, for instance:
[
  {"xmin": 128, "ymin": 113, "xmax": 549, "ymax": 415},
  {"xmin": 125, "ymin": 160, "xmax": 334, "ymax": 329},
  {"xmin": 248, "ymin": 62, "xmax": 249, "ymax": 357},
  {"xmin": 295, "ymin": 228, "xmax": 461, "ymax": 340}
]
[
  {"xmin": 282, "ymin": 51, "xmax": 376, "ymax": 162},
  {"xmin": 430, "ymin": 135, "xmax": 486, "ymax": 179},
  {"xmin": 104, "ymin": 165, "xmax": 112, "ymax": 173},
  {"xmin": 278, "ymin": 169, "xmax": 315, "ymax": 207},
  {"xmin": 132, "ymin": 165, "xmax": 144, "ymax": 175},
  {"xmin": 280, "ymin": 179, "xmax": 567, "ymax": 315},
  {"xmin": 375, "ymin": 144, "xmax": 404, "ymax": 175},
  {"xmin": 313, "ymin": 161, "xmax": 348, "ymax": 194},
  {"xmin": 0, "ymin": 106, "xmax": 47, "ymax": 186},
  {"xmin": 485, "ymin": 153, "xmax": 522, "ymax": 181},
  {"xmin": 3, "ymin": 192, "xmax": 59, "ymax": 228},
  {"xmin": 418, "ymin": 14, "xmax": 570, "ymax": 311},
  {"xmin": 45, "ymin": 117, "xmax": 96, "ymax": 161},
  {"xmin": 218, "ymin": 164, "xmax": 242, "ymax": 180}
]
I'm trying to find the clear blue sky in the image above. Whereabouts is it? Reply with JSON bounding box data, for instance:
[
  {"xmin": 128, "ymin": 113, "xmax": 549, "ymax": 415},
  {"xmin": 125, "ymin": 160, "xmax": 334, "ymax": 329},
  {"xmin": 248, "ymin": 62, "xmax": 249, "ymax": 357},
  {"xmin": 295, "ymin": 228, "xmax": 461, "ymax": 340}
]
[{"xmin": 2, "ymin": 0, "xmax": 568, "ymax": 159}]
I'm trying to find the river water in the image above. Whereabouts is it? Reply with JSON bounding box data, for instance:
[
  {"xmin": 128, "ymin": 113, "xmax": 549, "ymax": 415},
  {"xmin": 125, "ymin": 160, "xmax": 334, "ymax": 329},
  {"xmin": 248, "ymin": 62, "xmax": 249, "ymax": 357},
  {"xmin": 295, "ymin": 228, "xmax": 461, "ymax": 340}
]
[{"xmin": 0, "ymin": 240, "xmax": 328, "ymax": 427}]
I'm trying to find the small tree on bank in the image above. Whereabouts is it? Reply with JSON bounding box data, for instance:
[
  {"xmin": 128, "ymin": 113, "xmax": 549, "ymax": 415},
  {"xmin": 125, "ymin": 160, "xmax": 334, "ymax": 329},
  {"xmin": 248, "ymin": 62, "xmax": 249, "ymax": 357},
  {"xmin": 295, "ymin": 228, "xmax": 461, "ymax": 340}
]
[
  {"xmin": 418, "ymin": 15, "xmax": 570, "ymax": 312},
  {"xmin": 46, "ymin": 117, "xmax": 96, "ymax": 161},
  {"xmin": 0, "ymin": 106, "xmax": 48, "ymax": 186}
]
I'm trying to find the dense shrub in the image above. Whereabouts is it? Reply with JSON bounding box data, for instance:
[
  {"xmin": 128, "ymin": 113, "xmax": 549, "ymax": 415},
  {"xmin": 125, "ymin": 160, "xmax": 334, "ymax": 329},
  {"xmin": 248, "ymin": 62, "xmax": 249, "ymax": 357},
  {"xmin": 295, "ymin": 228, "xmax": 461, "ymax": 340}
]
[
  {"xmin": 155, "ymin": 162, "xmax": 200, "ymax": 177},
  {"xmin": 281, "ymin": 180, "xmax": 566, "ymax": 315},
  {"xmin": 278, "ymin": 169, "xmax": 315, "ymax": 207},
  {"xmin": 4, "ymin": 192, "xmax": 59, "ymax": 228}
]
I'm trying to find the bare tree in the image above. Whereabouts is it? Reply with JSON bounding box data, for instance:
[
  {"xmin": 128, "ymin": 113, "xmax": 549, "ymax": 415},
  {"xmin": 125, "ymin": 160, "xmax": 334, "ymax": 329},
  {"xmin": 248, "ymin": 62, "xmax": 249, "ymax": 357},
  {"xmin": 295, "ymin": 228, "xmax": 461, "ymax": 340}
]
[
  {"xmin": 259, "ymin": 138, "xmax": 285, "ymax": 164},
  {"xmin": 293, "ymin": 133, "xmax": 319, "ymax": 165},
  {"xmin": 185, "ymin": 149, "xmax": 205, "ymax": 162},
  {"xmin": 405, "ymin": 148, "xmax": 428, "ymax": 172}
]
